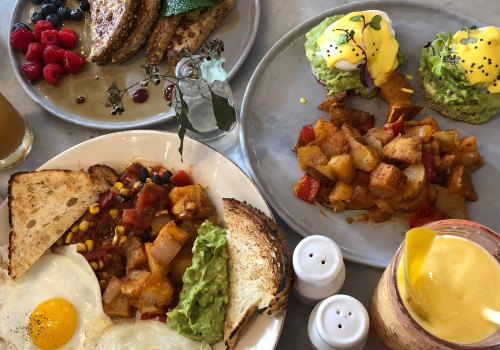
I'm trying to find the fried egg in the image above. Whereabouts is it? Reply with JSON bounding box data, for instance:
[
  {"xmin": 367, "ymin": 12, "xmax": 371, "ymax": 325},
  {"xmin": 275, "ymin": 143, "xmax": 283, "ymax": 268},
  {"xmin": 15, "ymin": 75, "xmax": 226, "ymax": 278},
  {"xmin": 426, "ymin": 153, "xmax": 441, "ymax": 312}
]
[
  {"xmin": 317, "ymin": 10, "xmax": 399, "ymax": 87},
  {"xmin": 0, "ymin": 245, "xmax": 107, "ymax": 350}
]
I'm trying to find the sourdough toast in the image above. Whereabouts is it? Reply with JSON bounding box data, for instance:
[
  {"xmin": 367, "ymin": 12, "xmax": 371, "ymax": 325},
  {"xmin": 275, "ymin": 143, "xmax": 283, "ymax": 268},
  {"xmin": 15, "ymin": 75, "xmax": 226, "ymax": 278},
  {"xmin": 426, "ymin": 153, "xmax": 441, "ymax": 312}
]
[{"xmin": 8, "ymin": 165, "xmax": 118, "ymax": 280}]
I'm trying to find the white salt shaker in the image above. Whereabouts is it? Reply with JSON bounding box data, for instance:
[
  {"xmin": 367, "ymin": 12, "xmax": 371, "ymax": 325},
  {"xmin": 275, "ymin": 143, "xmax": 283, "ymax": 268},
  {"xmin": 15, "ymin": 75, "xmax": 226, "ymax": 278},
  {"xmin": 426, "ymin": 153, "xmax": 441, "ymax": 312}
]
[
  {"xmin": 308, "ymin": 295, "xmax": 369, "ymax": 350},
  {"xmin": 293, "ymin": 235, "xmax": 345, "ymax": 306}
]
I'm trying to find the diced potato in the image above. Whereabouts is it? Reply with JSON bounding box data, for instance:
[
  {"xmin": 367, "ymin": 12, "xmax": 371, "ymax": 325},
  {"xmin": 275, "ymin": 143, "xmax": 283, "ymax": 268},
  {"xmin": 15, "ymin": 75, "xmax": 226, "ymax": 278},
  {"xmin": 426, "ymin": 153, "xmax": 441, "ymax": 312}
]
[
  {"xmin": 151, "ymin": 214, "xmax": 174, "ymax": 236},
  {"xmin": 403, "ymin": 185, "xmax": 428, "ymax": 211},
  {"xmin": 314, "ymin": 118, "xmax": 339, "ymax": 139},
  {"xmin": 426, "ymin": 182, "xmax": 438, "ymax": 204},
  {"xmin": 122, "ymin": 237, "xmax": 148, "ymax": 274},
  {"xmin": 369, "ymin": 163, "xmax": 407, "ymax": 198},
  {"xmin": 316, "ymin": 185, "xmax": 334, "ymax": 208},
  {"xmin": 404, "ymin": 125, "xmax": 433, "ymax": 143},
  {"xmin": 139, "ymin": 274, "xmax": 175, "ymax": 315},
  {"xmin": 435, "ymin": 186, "xmax": 469, "ymax": 220},
  {"xmin": 386, "ymin": 101, "xmax": 424, "ymax": 122},
  {"xmin": 170, "ymin": 184, "xmax": 210, "ymax": 220},
  {"xmin": 433, "ymin": 131, "xmax": 456, "ymax": 152},
  {"xmin": 462, "ymin": 152, "xmax": 485, "ymax": 172},
  {"xmin": 446, "ymin": 129, "xmax": 461, "ymax": 148},
  {"xmin": 459, "ymin": 137, "xmax": 477, "ymax": 152},
  {"xmin": 365, "ymin": 127, "xmax": 395, "ymax": 145},
  {"xmin": 379, "ymin": 71, "xmax": 414, "ymax": 104},
  {"xmin": 402, "ymin": 163, "xmax": 426, "ymax": 200},
  {"xmin": 309, "ymin": 134, "xmax": 349, "ymax": 159},
  {"xmin": 329, "ymin": 105, "xmax": 371, "ymax": 127},
  {"xmin": 418, "ymin": 117, "xmax": 440, "ymax": 134},
  {"xmin": 346, "ymin": 185, "xmax": 377, "ymax": 209},
  {"xmin": 382, "ymin": 135, "xmax": 422, "ymax": 164},
  {"xmin": 145, "ymin": 243, "xmax": 171, "ymax": 276},
  {"xmin": 297, "ymin": 145, "xmax": 328, "ymax": 168},
  {"xmin": 341, "ymin": 124, "xmax": 362, "ymax": 141},
  {"xmin": 314, "ymin": 165, "xmax": 336, "ymax": 181},
  {"xmin": 348, "ymin": 138, "xmax": 380, "ymax": 171},
  {"xmin": 292, "ymin": 134, "xmax": 306, "ymax": 152},
  {"xmin": 306, "ymin": 167, "xmax": 336, "ymax": 187},
  {"xmin": 171, "ymin": 245, "xmax": 193, "ymax": 285},
  {"xmin": 121, "ymin": 269, "xmax": 152, "ymax": 298},
  {"xmin": 318, "ymin": 91, "xmax": 347, "ymax": 111},
  {"xmin": 329, "ymin": 181, "xmax": 354, "ymax": 202},
  {"xmin": 367, "ymin": 207, "xmax": 392, "ymax": 223},
  {"xmin": 422, "ymin": 139, "xmax": 440, "ymax": 157},
  {"xmin": 327, "ymin": 154, "xmax": 357, "ymax": 184},
  {"xmin": 193, "ymin": 190, "xmax": 214, "ymax": 219},
  {"xmin": 158, "ymin": 221, "xmax": 191, "ymax": 246},
  {"xmin": 374, "ymin": 198, "xmax": 393, "ymax": 213},
  {"xmin": 364, "ymin": 135, "xmax": 383, "ymax": 156},
  {"xmin": 448, "ymin": 166, "xmax": 478, "ymax": 201},
  {"xmin": 434, "ymin": 155, "xmax": 455, "ymax": 175},
  {"xmin": 103, "ymin": 277, "xmax": 132, "ymax": 318}
]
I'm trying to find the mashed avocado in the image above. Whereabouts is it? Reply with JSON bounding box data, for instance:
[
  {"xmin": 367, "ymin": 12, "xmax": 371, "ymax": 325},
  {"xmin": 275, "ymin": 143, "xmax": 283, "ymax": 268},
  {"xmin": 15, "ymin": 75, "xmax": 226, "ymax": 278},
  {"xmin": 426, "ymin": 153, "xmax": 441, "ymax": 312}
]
[
  {"xmin": 305, "ymin": 15, "xmax": 404, "ymax": 98},
  {"xmin": 419, "ymin": 32, "xmax": 500, "ymax": 124},
  {"xmin": 167, "ymin": 221, "xmax": 229, "ymax": 344}
]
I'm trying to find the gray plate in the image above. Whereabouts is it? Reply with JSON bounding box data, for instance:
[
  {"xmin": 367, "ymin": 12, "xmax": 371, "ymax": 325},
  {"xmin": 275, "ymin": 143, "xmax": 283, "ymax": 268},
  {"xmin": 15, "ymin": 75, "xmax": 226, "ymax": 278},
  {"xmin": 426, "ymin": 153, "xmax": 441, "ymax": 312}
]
[
  {"xmin": 9, "ymin": 0, "xmax": 259, "ymax": 130},
  {"xmin": 240, "ymin": 1, "xmax": 500, "ymax": 267}
]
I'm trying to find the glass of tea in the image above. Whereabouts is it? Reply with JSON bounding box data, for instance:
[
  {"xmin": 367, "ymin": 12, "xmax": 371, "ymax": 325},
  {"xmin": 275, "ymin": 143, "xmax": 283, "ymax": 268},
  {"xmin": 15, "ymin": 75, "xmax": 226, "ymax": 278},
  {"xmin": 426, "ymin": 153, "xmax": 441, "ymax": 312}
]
[{"xmin": 0, "ymin": 92, "xmax": 33, "ymax": 170}]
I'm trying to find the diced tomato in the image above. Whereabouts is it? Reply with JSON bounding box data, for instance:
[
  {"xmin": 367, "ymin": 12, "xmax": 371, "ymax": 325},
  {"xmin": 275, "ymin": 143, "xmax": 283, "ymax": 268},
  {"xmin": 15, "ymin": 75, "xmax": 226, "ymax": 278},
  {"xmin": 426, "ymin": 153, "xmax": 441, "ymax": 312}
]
[
  {"xmin": 408, "ymin": 204, "xmax": 443, "ymax": 229},
  {"xmin": 83, "ymin": 211, "xmax": 95, "ymax": 222},
  {"xmin": 99, "ymin": 190, "xmax": 117, "ymax": 208},
  {"xmin": 421, "ymin": 152, "xmax": 436, "ymax": 182},
  {"xmin": 358, "ymin": 115, "xmax": 375, "ymax": 134},
  {"xmin": 158, "ymin": 313, "xmax": 167, "ymax": 323},
  {"xmin": 294, "ymin": 174, "xmax": 321, "ymax": 203},
  {"xmin": 84, "ymin": 245, "xmax": 117, "ymax": 261},
  {"xmin": 170, "ymin": 170, "xmax": 194, "ymax": 187},
  {"xmin": 117, "ymin": 200, "xmax": 134, "ymax": 211},
  {"xmin": 135, "ymin": 183, "xmax": 168, "ymax": 211},
  {"xmin": 119, "ymin": 164, "xmax": 142, "ymax": 186},
  {"xmin": 122, "ymin": 209, "xmax": 151, "ymax": 230},
  {"xmin": 299, "ymin": 125, "xmax": 315, "ymax": 144},
  {"xmin": 383, "ymin": 115, "xmax": 404, "ymax": 135}
]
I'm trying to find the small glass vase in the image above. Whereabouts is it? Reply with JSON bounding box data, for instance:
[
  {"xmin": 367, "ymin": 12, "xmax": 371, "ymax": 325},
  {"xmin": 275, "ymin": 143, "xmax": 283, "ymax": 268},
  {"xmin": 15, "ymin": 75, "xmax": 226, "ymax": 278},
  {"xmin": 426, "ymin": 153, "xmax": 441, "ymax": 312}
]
[{"xmin": 174, "ymin": 55, "xmax": 237, "ymax": 141}]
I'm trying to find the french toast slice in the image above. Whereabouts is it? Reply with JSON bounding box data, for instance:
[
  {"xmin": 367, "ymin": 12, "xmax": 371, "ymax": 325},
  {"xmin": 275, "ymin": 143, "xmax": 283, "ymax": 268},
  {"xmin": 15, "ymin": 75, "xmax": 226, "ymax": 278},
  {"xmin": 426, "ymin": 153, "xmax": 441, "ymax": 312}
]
[
  {"xmin": 87, "ymin": 0, "xmax": 141, "ymax": 64},
  {"xmin": 222, "ymin": 198, "xmax": 293, "ymax": 350},
  {"xmin": 145, "ymin": 14, "xmax": 184, "ymax": 65},
  {"xmin": 112, "ymin": 0, "xmax": 161, "ymax": 64},
  {"xmin": 8, "ymin": 165, "xmax": 118, "ymax": 280}
]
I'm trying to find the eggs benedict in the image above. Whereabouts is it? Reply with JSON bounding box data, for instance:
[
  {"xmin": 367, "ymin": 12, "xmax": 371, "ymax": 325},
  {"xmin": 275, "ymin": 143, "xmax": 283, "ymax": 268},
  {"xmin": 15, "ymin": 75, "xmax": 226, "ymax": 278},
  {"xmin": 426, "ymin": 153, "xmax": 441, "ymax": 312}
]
[
  {"xmin": 305, "ymin": 10, "xmax": 404, "ymax": 98},
  {"xmin": 420, "ymin": 25, "xmax": 500, "ymax": 123}
]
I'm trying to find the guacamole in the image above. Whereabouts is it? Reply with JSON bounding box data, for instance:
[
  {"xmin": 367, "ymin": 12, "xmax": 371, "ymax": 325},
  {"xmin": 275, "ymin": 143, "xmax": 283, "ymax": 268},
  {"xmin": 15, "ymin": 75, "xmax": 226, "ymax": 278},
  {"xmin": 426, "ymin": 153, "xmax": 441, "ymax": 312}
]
[
  {"xmin": 304, "ymin": 15, "xmax": 405, "ymax": 98},
  {"xmin": 419, "ymin": 32, "xmax": 500, "ymax": 124},
  {"xmin": 167, "ymin": 221, "xmax": 229, "ymax": 344}
]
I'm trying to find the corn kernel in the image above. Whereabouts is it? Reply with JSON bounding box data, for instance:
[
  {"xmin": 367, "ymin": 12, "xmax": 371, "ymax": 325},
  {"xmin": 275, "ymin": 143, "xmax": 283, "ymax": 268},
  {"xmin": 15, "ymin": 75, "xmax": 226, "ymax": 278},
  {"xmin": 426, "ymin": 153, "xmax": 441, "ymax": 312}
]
[
  {"xmin": 89, "ymin": 222, "xmax": 95, "ymax": 227},
  {"xmin": 119, "ymin": 188, "xmax": 129, "ymax": 196},
  {"xmin": 99, "ymin": 260, "xmax": 104, "ymax": 269},
  {"xmin": 90, "ymin": 261, "xmax": 99, "ymax": 270},
  {"xmin": 79, "ymin": 220, "xmax": 90, "ymax": 231},
  {"xmin": 89, "ymin": 203, "xmax": 100, "ymax": 215},
  {"xmin": 114, "ymin": 182, "xmax": 124, "ymax": 190},
  {"xmin": 115, "ymin": 225, "xmax": 125, "ymax": 236},
  {"xmin": 109, "ymin": 209, "xmax": 119, "ymax": 217},
  {"xmin": 112, "ymin": 235, "xmax": 119, "ymax": 245},
  {"xmin": 119, "ymin": 236, "xmax": 128, "ymax": 246},
  {"xmin": 300, "ymin": 98, "xmax": 307, "ymax": 104},
  {"xmin": 85, "ymin": 240, "xmax": 94, "ymax": 252},
  {"xmin": 65, "ymin": 232, "xmax": 73, "ymax": 244},
  {"xmin": 71, "ymin": 224, "xmax": 79, "ymax": 233},
  {"xmin": 146, "ymin": 178, "xmax": 152, "ymax": 183},
  {"xmin": 101, "ymin": 271, "xmax": 110, "ymax": 282},
  {"xmin": 401, "ymin": 88, "xmax": 414, "ymax": 93},
  {"xmin": 405, "ymin": 74, "xmax": 414, "ymax": 80},
  {"xmin": 133, "ymin": 181, "xmax": 141, "ymax": 189},
  {"xmin": 76, "ymin": 242, "xmax": 87, "ymax": 253},
  {"xmin": 56, "ymin": 237, "xmax": 63, "ymax": 246},
  {"xmin": 100, "ymin": 280, "xmax": 107, "ymax": 290}
]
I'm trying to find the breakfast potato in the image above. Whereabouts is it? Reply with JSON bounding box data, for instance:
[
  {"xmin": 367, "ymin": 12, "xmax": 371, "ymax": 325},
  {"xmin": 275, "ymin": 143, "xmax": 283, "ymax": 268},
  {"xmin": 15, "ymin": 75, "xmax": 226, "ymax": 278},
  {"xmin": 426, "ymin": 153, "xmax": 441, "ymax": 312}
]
[
  {"xmin": 459, "ymin": 136, "xmax": 477, "ymax": 153},
  {"xmin": 347, "ymin": 185, "xmax": 377, "ymax": 209},
  {"xmin": 170, "ymin": 184, "xmax": 211, "ymax": 220},
  {"xmin": 402, "ymin": 163, "xmax": 426, "ymax": 200},
  {"xmin": 386, "ymin": 101, "xmax": 424, "ymax": 122},
  {"xmin": 193, "ymin": 190, "xmax": 214, "ymax": 219},
  {"xmin": 309, "ymin": 134, "xmax": 349, "ymax": 159},
  {"xmin": 446, "ymin": 129, "xmax": 461, "ymax": 148},
  {"xmin": 329, "ymin": 105, "xmax": 371, "ymax": 128},
  {"xmin": 139, "ymin": 274, "xmax": 175, "ymax": 315},
  {"xmin": 435, "ymin": 155, "xmax": 456, "ymax": 175},
  {"xmin": 313, "ymin": 118, "xmax": 339, "ymax": 139},
  {"xmin": 122, "ymin": 237, "xmax": 148, "ymax": 274},
  {"xmin": 329, "ymin": 181, "xmax": 354, "ymax": 202},
  {"xmin": 159, "ymin": 221, "xmax": 191, "ymax": 246},
  {"xmin": 313, "ymin": 165, "xmax": 337, "ymax": 181},
  {"xmin": 297, "ymin": 145, "xmax": 328, "ymax": 168},
  {"xmin": 432, "ymin": 131, "xmax": 455, "ymax": 152},
  {"xmin": 435, "ymin": 186, "xmax": 469, "ymax": 220},
  {"xmin": 448, "ymin": 166, "xmax": 478, "ymax": 201},
  {"xmin": 315, "ymin": 185, "xmax": 334, "ymax": 208},
  {"xmin": 363, "ymin": 134, "xmax": 383, "ymax": 156},
  {"xmin": 292, "ymin": 134, "xmax": 306, "ymax": 152},
  {"xmin": 145, "ymin": 243, "xmax": 171, "ymax": 276},
  {"xmin": 121, "ymin": 270, "xmax": 152, "ymax": 298},
  {"xmin": 103, "ymin": 277, "xmax": 133, "ymax": 318},
  {"xmin": 348, "ymin": 138, "xmax": 380, "ymax": 172},
  {"xmin": 403, "ymin": 185, "xmax": 429, "ymax": 211},
  {"xmin": 422, "ymin": 139, "xmax": 440, "ymax": 157},
  {"xmin": 171, "ymin": 245, "xmax": 193, "ymax": 285},
  {"xmin": 150, "ymin": 214, "xmax": 174, "ymax": 236},
  {"xmin": 418, "ymin": 117, "xmax": 440, "ymax": 134},
  {"xmin": 374, "ymin": 198, "xmax": 393, "ymax": 213},
  {"xmin": 327, "ymin": 154, "xmax": 357, "ymax": 183},
  {"xmin": 318, "ymin": 91, "xmax": 347, "ymax": 111},
  {"xmin": 404, "ymin": 125, "xmax": 433, "ymax": 143},
  {"xmin": 369, "ymin": 163, "xmax": 407, "ymax": 198},
  {"xmin": 306, "ymin": 166, "xmax": 336, "ymax": 187},
  {"xmin": 463, "ymin": 152, "xmax": 485, "ymax": 172},
  {"xmin": 366, "ymin": 127, "xmax": 395, "ymax": 146},
  {"xmin": 379, "ymin": 71, "xmax": 414, "ymax": 104},
  {"xmin": 341, "ymin": 124, "xmax": 362, "ymax": 141},
  {"xmin": 382, "ymin": 135, "xmax": 422, "ymax": 164}
]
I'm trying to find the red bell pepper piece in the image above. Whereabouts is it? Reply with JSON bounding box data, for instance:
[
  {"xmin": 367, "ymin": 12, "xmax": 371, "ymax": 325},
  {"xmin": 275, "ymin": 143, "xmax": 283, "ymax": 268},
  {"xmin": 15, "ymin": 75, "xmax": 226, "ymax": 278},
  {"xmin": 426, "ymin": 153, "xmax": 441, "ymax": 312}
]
[
  {"xmin": 170, "ymin": 170, "xmax": 194, "ymax": 187},
  {"xmin": 383, "ymin": 115, "xmax": 404, "ymax": 135},
  {"xmin": 408, "ymin": 204, "xmax": 443, "ymax": 229},
  {"xmin": 421, "ymin": 152, "xmax": 436, "ymax": 182},
  {"xmin": 358, "ymin": 115, "xmax": 375, "ymax": 134},
  {"xmin": 294, "ymin": 174, "xmax": 321, "ymax": 203},
  {"xmin": 122, "ymin": 209, "xmax": 152, "ymax": 230},
  {"xmin": 299, "ymin": 125, "xmax": 315, "ymax": 144}
]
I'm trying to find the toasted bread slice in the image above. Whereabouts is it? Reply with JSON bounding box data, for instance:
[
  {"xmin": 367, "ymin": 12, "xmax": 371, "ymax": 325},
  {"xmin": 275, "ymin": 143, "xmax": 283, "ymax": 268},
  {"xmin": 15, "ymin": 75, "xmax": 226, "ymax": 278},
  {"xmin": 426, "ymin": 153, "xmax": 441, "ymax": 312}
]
[
  {"xmin": 222, "ymin": 198, "xmax": 293, "ymax": 350},
  {"xmin": 87, "ymin": 0, "xmax": 141, "ymax": 64},
  {"xmin": 166, "ymin": 0, "xmax": 233, "ymax": 65},
  {"xmin": 112, "ymin": 0, "xmax": 161, "ymax": 64},
  {"xmin": 145, "ymin": 14, "xmax": 183, "ymax": 65},
  {"xmin": 8, "ymin": 165, "xmax": 118, "ymax": 280}
]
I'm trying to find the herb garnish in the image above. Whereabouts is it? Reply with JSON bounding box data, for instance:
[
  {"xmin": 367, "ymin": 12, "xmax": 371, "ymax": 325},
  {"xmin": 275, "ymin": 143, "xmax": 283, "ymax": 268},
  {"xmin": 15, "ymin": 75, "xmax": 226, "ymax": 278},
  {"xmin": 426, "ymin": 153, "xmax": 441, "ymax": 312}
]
[
  {"xmin": 159, "ymin": 0, "xmax": 220, "ymax": 18},
  {"xmin": 460, "ymin": 23, "xmax": 478, "ymax": 45}
]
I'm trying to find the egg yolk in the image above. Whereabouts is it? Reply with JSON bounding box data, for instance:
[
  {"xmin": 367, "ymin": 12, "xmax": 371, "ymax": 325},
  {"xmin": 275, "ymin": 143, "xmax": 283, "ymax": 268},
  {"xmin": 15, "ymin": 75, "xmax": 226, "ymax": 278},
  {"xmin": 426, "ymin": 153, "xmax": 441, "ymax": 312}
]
[
  {"xmin": 28, "ymin": 298, "xmax": 78, "ymax": 350},
  {"xmin": 453, "ymin": 27, "xmax": 500, "ymax": 93},
  {"xmin": 317, "ymin": 11, "xmax": 399, "ymax": 87}
]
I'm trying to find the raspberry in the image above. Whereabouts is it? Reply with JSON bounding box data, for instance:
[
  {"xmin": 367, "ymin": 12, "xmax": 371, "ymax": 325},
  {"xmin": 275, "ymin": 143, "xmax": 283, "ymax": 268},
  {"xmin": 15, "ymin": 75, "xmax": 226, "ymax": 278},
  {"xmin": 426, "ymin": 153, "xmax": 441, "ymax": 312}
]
[
  {"xmin": 10, "ymin": 28, "xmax": 36, "ymax": 54},
  {"xmin": 43, "ymin": 45, "xmax": 66, "ymax": 64},
  {"xmin": 25, "ymin": 43, "xmax": 44, "ymax": 60},
  {"xmin": 41, "ymin": 30, "xmax": 59, "ymax": 47},
  {"xmin": 58, "ymin": 30, "xmax": 77, "ymax": 49},
  {"xmin": 21, "ymin": 60, "xmax": 44, "ymax": 81},
  {"xmin": 34, "ymin": 20, "xmax": 55, "ymax": 41},
  {"xmin": 60, "ymin": 28, "xmax": 76, "ymax": 37},
  {"xmin": 43, "ymin": 63, "xmax": 65, "ymax": 85},
  {"xmin": 63, "ymin": 51, "xmax": 85, "ymax": 74}
]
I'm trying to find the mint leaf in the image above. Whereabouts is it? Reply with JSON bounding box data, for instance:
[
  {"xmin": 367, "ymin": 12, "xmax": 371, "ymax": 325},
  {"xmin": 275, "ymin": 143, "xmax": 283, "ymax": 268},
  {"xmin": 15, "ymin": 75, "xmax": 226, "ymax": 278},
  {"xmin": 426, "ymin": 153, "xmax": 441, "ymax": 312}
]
[
  {"xmin": 369, "ymin": 15, "xmax": 382, "ymax": 30},
  {"xmin": 160, "ymin": 0, "xmax": 220, "ymax": 18},
  {"xmin": 176, "ymin": 90, "xmax": 199, "ymax": 161},
  {"xmin": 350, "ymin": 15, "xmax": 363, "ymax": 22},
  {"xmin": 336, "ymin": 34, "xmax": 349, "ymax": 46},
  {"xmin": 210, "ymin": 91, "xmax": 236, "ymax": 131}
]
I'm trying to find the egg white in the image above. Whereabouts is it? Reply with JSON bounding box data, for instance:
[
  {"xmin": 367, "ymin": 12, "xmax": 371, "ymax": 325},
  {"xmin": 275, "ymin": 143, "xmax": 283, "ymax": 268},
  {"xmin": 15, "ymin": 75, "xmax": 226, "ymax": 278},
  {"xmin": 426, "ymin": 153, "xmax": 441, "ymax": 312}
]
[
  {"xmin": 318, "ymin": 10, "xmax": 396, "ymax": 70},
  {"xmin": 0, "ymin": 245, "xmax": 106, "ymax": 350}
]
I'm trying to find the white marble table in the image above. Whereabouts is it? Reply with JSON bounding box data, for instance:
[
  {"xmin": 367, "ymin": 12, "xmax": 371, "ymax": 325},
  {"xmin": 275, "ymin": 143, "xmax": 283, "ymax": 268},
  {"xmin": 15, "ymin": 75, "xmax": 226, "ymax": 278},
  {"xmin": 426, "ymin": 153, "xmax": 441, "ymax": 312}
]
[{"xmin": 1, "ymin": 0, "xmax": 499, "ymax": 349}]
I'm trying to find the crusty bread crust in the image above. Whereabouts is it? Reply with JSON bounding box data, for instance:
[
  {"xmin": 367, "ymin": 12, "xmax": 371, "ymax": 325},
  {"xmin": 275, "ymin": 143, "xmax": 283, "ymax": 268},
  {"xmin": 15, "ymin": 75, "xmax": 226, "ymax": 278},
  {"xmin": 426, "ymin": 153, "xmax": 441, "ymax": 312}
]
[
  {"xmin": 222, "ymin": 198, "xmax": 293, "ymax": 350},
  {"xmin": 8, "ymin": 165, "xmax": 118, "ymax": 280}
]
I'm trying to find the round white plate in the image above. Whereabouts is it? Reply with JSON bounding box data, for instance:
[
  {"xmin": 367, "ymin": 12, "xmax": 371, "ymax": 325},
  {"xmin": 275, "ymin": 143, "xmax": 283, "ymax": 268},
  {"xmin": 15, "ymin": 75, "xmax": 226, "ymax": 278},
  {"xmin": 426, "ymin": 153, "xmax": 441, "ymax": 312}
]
[
  {"xmin": 240, "ymin": 1, "xmax": 497, "ymax": 267},
  {"xmin": 9, "ymin": 0, "xmax": 259, "ymax": 130},
  {"xmin": 0, "ymin": 131, "xmax": 284, "ymax": 350}
]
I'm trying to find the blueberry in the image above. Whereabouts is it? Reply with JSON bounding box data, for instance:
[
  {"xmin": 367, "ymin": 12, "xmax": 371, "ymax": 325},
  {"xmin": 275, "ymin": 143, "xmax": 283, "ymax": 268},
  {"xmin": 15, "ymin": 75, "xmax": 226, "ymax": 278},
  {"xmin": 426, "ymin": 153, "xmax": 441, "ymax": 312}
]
[
  {"xmin": 153, "ymin": 174, "xmax": 163, "ymax": 186},
  {"xmin": 70, "ymin": 9, "xmax": 83, "ymax": 22},
  {"xmin": 52, "ymin": 0, "xmax": 64, "ymax": 7},
  {"xmin": 42, "ymin": 0, "xmax": 52, "ymax": 4},
  {"xmin": 79, "ymin": 0, "xmax": 90, "ymax": 11},
  {"xmin": 163, "ymin": 170, "xmax": 172, "ymax": 184},
  {"xmin": 46, "ymin": 13, "xmax": 61, "ymax": 26},
  {"xmin": 31, "ymin": 11, "xmax": 45, "ymax": 24},
  {"xmin": 12, "ymin": 23, "xmax": 30, "ymax": 32},
  {"xmin": 139, "ymin": 167, "xmax": 149, "ymax": 183},
  {"xmin": 30, "ymin": 0, "xmax": 43, "ymax": 4},
  {"xmin": 57, "ymin": 6, "xmax": 71, "ymax": 20},
  {"xmin": 41, "ymin": 4, "xmax": 57, "ymax": 15}
]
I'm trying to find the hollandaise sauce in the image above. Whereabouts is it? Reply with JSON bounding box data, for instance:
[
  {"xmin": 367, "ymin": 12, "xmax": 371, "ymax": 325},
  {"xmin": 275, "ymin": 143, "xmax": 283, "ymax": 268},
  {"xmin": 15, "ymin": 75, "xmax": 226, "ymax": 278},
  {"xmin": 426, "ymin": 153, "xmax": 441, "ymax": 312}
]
[
  {"xmin": 316, "ymin": 11, "xmax": 399, "ymax": 87},
  {"xmin": 452, "ymin": 27, "xmax": 500, "ymax": 93},
  {"xmin": 398, "ymin": 235, "xmax": 500, "ymax": 344}
]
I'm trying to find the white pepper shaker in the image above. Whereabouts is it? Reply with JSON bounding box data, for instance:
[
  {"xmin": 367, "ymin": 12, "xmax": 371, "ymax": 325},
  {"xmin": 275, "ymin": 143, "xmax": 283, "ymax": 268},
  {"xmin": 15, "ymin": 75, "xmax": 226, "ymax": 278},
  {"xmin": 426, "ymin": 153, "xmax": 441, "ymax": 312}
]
[
  {"xmin": 293, "ymin": 235, "xmax": 345, "ymax": 306},
  {"xmin": 308, "ymin": 295, "xmax": 369, "ymax": 350}
]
